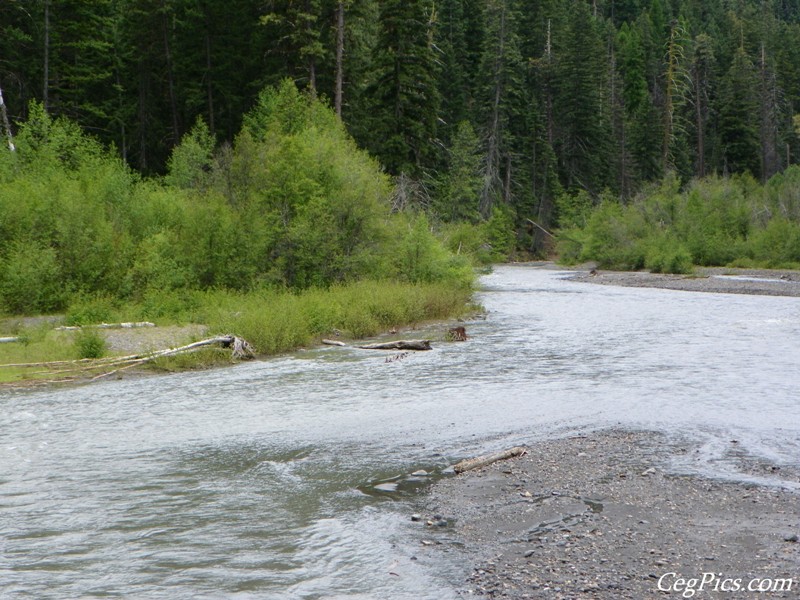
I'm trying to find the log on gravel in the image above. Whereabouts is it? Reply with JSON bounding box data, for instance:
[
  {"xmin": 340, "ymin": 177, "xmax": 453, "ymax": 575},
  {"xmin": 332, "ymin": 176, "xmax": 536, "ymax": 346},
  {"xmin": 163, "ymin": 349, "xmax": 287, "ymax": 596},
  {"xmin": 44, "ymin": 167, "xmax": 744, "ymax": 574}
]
[
  {"xmin": 356, "ymin": 340, "xmax": 432, "ymax": 351},
  {"xmin": 453, "ymin": 446, "xmax": 528, "ymax": 474}
]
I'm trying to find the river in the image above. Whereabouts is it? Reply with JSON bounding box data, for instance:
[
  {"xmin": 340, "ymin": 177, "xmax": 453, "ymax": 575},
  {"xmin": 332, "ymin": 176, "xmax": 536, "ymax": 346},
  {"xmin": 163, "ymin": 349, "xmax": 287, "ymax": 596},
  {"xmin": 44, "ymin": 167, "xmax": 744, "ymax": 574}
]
[{"xmin": 2, "ymin": 265, "xmax": 799, "ymax": 599}]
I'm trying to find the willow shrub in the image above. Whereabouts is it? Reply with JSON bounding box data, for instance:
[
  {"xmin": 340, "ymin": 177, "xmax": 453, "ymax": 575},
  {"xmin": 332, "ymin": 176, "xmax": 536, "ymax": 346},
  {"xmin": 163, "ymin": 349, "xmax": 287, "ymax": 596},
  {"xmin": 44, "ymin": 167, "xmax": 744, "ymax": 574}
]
[{"xmin": 559, "ymin": 172, "xmax": 800, "ymax": 272}]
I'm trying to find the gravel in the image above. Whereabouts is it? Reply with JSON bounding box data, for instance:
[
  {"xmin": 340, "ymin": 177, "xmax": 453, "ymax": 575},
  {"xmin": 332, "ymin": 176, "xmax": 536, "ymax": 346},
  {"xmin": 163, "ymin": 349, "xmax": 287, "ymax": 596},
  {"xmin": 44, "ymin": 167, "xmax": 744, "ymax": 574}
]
[
  {"xmin": 423, "ymin": 430, "xmax": 800, "ymax": 599},
  {"xmin": 566, "ymin": 266, "xmax": 800, "ymax": 297},
  {"xmin": 418, "ymin": 266, "xmax": 800, "ymax": 598}
]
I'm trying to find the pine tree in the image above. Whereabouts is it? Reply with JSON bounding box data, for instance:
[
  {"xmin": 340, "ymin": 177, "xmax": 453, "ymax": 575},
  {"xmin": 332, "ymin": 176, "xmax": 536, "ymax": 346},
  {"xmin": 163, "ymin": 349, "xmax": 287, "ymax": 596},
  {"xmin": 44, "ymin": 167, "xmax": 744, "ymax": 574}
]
[
  {"xmin": 689, "ymin": 33, "xmax": 715, "ymax": 177},
  {"xmin": 718, "ymin": 45, "xmax": 760, "ymax": 175},
  {"xmin": 554, "ymin": 0, "xmax": 611, "ymax": 193},
  {"xmin": 369, "ymin": 0, "xmax": 440, "ymax": 176}
]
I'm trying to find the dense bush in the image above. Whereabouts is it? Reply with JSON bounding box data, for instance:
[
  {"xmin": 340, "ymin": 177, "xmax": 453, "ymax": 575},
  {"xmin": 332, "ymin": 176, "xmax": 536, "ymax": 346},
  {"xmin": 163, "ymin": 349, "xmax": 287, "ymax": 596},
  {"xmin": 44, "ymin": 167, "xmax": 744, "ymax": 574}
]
[
  {"xmin": 0, "ymin": 84, "xmax": 477, "ymax": 316},
  {"xmin": 559, "ymin": 170, "xmax": 800, "ymax": 273}
]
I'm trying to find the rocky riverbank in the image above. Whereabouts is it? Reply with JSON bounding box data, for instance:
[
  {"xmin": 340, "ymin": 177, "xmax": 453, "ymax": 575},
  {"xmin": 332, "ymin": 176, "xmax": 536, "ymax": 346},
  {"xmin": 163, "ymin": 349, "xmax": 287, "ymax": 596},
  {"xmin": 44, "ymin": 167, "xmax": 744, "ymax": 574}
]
[
  {"xmin": 423, "ymin": 430, "xmax": 800, "ymax": 599},
  {"xmin": 566, "ymin": 266, "xmax": 800, "ymax": 297}
]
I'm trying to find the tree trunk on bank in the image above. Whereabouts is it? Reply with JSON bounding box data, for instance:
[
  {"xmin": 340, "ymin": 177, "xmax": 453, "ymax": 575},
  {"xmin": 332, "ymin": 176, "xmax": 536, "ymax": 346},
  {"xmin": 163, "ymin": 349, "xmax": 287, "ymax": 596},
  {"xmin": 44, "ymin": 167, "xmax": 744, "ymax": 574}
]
[
  {"xmin": 0, "ymin": 80, "xmax": 15, "ymax": 151},
  {"xmin": 334, "ymin": 1, "xmax": 345, "ymax": 118}
]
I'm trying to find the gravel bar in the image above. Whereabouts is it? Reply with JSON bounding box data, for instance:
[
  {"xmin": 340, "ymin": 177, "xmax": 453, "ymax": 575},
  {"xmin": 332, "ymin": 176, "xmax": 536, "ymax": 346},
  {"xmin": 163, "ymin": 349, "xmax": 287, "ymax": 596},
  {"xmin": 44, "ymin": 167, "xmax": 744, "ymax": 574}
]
[{"xmin": 423, "ymin": 430, "xmax": 800, "ymax": 599}]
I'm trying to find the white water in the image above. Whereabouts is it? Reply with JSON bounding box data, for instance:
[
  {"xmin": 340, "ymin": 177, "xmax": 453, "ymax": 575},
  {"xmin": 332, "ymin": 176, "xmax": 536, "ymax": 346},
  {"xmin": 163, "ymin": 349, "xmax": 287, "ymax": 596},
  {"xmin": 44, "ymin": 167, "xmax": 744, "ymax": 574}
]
[{"xmin": 2, "ymin": 265, "xmax": 798, "ymax": 598}]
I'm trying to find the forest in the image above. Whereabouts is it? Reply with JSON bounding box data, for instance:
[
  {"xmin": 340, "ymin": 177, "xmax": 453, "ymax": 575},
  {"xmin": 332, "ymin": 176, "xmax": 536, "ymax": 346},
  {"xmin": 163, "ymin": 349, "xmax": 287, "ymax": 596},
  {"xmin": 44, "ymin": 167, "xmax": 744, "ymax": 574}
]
[{"xmin": 2, "ymin": 0, "xmax": 800, "ymax": 319}]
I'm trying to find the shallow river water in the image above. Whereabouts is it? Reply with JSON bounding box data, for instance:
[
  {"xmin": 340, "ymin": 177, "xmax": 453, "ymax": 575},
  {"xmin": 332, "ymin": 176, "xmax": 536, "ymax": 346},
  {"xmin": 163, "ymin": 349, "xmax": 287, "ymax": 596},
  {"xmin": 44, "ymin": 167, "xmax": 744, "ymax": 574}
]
[{"xmin": 2, "ymin": 265, "xmax": 799, "ymax": 599}]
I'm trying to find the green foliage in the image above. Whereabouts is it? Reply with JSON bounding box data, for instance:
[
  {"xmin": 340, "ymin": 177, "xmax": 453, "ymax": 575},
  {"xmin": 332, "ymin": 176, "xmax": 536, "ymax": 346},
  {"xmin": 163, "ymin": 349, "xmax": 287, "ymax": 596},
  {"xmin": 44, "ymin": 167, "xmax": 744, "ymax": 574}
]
[
  {"xmin": 166, "ymin": 118, "xmax": 215, "ymax": 189},
  {"xmin": 65, "ymin": 294, "xmax": 120, "ymax": 326},
  {"xmin": 643, "ymin": 234, "xmax": 694, "ymax": 274},
  {"xmin": 392, "ymin": 214, "xmax": 474, "ymax": 285},
  {"xmin": 73, "ymin": 328, "xmax": 107, "ymax": 360},
  {"xmin": 0, "ymin": 241, "xmax": 65, "ymax": 314},
  {"xmin": 433, "ymin": 121, "xmax": 481, "ymax": 223},
  {"xmin": 483, "ymin": 206, "xmax": 516, "ymax": 261},
  {"xmin": 439, "ymin": 222, "xmax": 495, "ymax": 265},
  {"xmin": 562, "ymin": 170, "xmax": 800, "ymax": 271},
  {"xmin": 748, "ymin": 218, "xmax": 800, "ymax": 266},
  {"xmin": 201, "ymin": 279, "xmax": 474, "ymax": 354},
  {"xmin": 579, "ymin": 201, "xmax": 647, "ymax": 270}
]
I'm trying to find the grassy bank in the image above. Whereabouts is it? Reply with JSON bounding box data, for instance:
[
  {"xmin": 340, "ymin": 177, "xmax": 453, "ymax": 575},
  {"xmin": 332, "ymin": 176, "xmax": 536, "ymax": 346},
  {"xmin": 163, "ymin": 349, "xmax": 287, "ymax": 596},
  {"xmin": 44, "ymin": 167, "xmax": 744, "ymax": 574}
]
[{"xmin": 0, "ymin": 279, "xmax": 478, "ymax": 386}]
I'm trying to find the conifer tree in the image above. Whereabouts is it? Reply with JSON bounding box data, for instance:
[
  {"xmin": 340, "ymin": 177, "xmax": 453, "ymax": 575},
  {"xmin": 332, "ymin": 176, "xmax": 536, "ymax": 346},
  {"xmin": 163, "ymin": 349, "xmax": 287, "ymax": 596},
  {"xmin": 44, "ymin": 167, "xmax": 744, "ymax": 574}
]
[
  {"xmin": 554, "ymin": 0, "xmax": 611, "ymax": 193},
  {"xmin": 369, "ymin": 0, "xmax": 440, "ymax": 176},
  {"xmin": 718, "ymin": 45, "xmax": 760, "ymax": 175}
]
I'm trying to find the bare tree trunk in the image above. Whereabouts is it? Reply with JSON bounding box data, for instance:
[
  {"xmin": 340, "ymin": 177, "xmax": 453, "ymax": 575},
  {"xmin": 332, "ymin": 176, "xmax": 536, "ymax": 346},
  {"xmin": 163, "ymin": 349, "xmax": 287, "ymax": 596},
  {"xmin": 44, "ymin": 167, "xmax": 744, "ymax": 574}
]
[
  {"xmin": 43, "ymin": 0, "xmax": 50, "ymax": 111},
  {"xmin": 205, "ymin": 29, "xmax": 215, "ymax": 134},
  {"xmin": 161, "ymin": 1, "xmax": 180, "ymax": 143},
  {"xmin": 0, "ymin": 80, "xmax": 15, "ymax": 151},
  {"xmin": 480, "ymin": 1, "xmax": 507, "ymax": 219},
  {"xmin": 334, "ymin": 1, "xmax": 345, "ymax": 118},
  {"xmin": 694, "ymin": 65, "xmax": 705, "ymax": 178}
]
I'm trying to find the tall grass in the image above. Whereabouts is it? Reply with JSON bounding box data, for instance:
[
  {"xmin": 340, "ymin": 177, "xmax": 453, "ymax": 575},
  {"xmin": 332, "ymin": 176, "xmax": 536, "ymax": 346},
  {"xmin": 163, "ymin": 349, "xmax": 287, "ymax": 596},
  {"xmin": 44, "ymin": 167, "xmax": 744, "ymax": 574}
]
[{"xmin": 198, "ymin": 280, "xmax": 476, "ymax": 355}]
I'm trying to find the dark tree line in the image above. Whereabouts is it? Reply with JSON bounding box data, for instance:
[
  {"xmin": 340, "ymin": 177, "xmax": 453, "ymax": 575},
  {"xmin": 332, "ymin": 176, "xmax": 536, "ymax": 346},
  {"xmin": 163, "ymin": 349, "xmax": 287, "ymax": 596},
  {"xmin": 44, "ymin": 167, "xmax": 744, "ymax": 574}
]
[{"xmin": 3, "ymin": 0, "xmax": 800, "ymax": 252}]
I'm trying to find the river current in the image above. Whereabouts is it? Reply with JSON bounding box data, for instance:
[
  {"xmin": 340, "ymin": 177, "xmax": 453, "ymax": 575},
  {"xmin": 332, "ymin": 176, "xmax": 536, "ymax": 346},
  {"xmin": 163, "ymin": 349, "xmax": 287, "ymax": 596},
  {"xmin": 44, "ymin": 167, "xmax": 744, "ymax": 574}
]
[{"xmin": 2, "ymin": 265, "xmax": 799, "ymax": 598}]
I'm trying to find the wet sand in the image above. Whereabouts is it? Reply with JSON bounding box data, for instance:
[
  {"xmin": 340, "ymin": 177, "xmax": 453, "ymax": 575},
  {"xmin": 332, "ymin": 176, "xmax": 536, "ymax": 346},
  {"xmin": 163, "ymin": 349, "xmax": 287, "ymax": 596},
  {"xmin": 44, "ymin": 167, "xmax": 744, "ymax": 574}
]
[{"xmin": 423, "ymin": 430, "xmax": 800, "ymax": 599}]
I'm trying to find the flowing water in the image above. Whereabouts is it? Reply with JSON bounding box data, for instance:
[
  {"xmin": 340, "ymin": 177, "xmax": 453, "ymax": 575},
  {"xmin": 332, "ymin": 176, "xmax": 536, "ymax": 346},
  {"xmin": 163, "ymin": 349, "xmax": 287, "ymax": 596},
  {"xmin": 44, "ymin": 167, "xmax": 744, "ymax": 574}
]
[{"xmin": 2, "ymin": 265, "xmax": 799, "ymax": 598}]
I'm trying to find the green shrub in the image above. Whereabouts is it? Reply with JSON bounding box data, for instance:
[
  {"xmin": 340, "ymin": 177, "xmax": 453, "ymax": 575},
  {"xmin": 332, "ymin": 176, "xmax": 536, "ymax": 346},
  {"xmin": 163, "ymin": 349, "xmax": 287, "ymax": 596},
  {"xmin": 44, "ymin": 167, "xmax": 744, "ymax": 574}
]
[
  {"xmin": 579, "ymin": 202, "xmax": 647, "ymax": 270},
  {"xmin": 643, "ymin": 234, "xmax": 694, "ymax": 274},
  {"xmin": 74, "ymin": 328, "xmax": 107, "ymax": 359},
  {"xmin": 748, "ymin": 218, "xmax": 800, "ymax": 266},
  {"xmin": 66, "ymin": 294, "xmax": 120, "ymax": 326},
  {"xmin": 0, "ymin": 241, "xmax": 65, "ymax": 314}
]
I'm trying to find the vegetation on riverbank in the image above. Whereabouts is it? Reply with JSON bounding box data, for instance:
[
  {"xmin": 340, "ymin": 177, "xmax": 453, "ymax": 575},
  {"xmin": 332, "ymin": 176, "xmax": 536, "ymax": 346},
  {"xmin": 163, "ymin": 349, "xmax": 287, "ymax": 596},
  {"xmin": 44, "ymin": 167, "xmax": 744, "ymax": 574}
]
[
  {"xmin": 0, "ymin": 82, "xmax": 484, "ymax": 385},
  {"xmin": 0, "ymin": 279, "xmax": 477, "ymax": 385},
  {"xmin": 556, "ymin": 170, "xmax": 800, "ymax": 273}
]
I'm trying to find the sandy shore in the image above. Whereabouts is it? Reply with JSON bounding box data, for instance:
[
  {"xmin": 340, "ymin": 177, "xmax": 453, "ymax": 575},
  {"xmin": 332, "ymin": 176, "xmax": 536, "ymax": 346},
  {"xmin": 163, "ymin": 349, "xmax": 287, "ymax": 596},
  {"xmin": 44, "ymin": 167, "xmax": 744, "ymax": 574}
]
[
  {"xmin": 566, "ymin": 266, "xmax": 800, "ymax": 297},
  {"xmin": 423, "ymin": 430, "xmax": 800, "ymax": 599}
]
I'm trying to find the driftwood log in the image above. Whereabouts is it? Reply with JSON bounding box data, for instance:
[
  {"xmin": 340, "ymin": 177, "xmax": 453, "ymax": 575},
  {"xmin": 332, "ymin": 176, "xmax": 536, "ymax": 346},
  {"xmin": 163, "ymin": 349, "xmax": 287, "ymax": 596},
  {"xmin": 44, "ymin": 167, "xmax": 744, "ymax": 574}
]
[
  {"xmin": 357, "ymin": 340, "xmax": 432, "ymax": 351},
  {"xmin": 0, "ymin": 334, "xmax": 255, "ymax": 385},
  {"xmin": 57, "ymin": 321, "xmax": 156, "ymax": 331},
  {"xmin": 453, "ymin": 446, "xmax": 528, "ymax": 474}
]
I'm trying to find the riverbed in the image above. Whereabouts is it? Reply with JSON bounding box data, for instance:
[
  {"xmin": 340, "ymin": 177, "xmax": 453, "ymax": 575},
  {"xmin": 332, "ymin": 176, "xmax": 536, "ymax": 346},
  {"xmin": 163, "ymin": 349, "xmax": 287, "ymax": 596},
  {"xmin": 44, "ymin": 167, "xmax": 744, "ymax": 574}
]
[{"xmin": 2, "ymin": 265, "xmax": 799, "ymax": 598}]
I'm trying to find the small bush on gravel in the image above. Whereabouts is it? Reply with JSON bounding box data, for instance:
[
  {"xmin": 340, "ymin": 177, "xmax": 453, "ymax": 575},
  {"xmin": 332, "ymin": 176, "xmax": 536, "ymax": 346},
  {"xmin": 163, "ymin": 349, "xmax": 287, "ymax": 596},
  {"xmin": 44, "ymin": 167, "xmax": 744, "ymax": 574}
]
[{"xmin": 74, "ymin": 329, "xmax": 107, "ymax": 359}]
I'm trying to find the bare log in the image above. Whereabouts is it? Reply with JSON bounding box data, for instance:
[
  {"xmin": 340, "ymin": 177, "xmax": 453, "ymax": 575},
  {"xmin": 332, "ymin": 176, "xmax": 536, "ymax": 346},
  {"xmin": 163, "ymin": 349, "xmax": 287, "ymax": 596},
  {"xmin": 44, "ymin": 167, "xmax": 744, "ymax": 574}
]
[
  {"xmin": 0, "ymin": 337, "xmax": 20, "ymax": 344},
  {"xmin": 322, "ymin": 339, "xmax": 347, "ymax": 347},
  {"xmin": 453, "ymin": 446, "xmax": 528, "ymax": 474},
  {"xmin": 357, "ymin": 340, "xmax": 432, "ymax": 351},
  {"xmin": 57, "ymin": 321, "xmax": 155, "ymax": 331}
]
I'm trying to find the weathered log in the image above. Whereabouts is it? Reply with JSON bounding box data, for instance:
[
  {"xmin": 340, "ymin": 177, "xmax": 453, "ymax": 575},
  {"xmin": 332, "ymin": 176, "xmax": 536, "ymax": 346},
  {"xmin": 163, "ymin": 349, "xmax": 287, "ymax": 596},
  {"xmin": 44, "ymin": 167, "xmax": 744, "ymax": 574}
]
[
  {"xmin": 453, "ymin": 446, "xmax": 527, "ymax": 474},
  {"xmin": 322, "ymin": 339, "xmax": 347, "ymax": 347},
  {"xmin": 0, "ymin": 336, "xmax": 20, "ymax": 344},
  {"xmin": 57, "ymin": 321, "xmax": 155, "ymax": 331},
  {"xmin": 357, "ymin": 340, "xmax": 432, "ymax": 351}
]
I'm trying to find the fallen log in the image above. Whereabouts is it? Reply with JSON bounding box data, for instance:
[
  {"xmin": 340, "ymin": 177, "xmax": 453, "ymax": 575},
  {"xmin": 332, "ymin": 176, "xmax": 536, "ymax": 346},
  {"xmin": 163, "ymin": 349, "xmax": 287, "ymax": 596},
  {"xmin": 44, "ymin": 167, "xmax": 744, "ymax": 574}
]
[
  {"xmin": 57, "ymin": 321, "xmax": 155, "ymax": 331},
  {"xmin": 0, "ymin": 336, "xmax": 20, "ymax": 344},
  {"xmin": 322, "ymin": 339, "xmax": 347, "ymax": 347},
  {"xmin": 453, "ymin": 446, "xmax": 528, "ymax": 474},
  {"xmin": 0, "ymin": 335, "xmax": 255, "ymax": 385},
  {"xmin": 356, "ymin": 340, "xmax": 432, "ymax": 351}
]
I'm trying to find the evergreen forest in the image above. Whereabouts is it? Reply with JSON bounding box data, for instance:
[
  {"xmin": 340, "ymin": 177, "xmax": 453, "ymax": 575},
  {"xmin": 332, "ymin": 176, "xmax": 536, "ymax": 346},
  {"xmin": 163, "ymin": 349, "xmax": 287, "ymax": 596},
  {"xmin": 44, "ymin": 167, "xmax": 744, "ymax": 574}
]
[{"xmin": 3, "ymin": 0, "xmax": 800, "ymax": 318}]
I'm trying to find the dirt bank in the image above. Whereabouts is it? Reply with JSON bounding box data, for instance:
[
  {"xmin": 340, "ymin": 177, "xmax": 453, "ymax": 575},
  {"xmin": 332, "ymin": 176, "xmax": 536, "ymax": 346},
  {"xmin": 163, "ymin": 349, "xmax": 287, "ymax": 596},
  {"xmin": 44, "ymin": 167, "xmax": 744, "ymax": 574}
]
[
  {"xmin": 566, "ymin": 266, "xmax": 800, "ymax": 297},
  {"xmin": 421, "ymin": 430, "xmax": 800, "ymax": 599}
]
